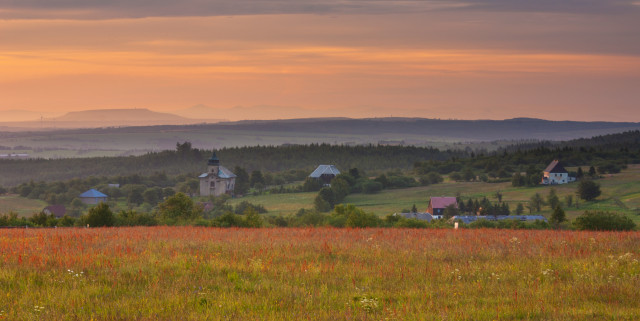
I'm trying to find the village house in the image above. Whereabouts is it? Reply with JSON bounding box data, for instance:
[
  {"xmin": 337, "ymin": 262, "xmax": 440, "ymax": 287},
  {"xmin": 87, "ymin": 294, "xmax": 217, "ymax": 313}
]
[
  {"xmin": 427, "ymin": 197, "xmax": 458, "ymax": 217},
  {"xmin": 42, "ymin": 205, "xmax": 67, "ymax": 218},
  {"xmin": 395, "ymin": 212, "xmax": 434, "ymax": 221},
  {"xmin": 542, "ymin": 160, "xmax": 574, "ymax": 185},
  {"xmin": 199, "ymin": 153, "xmax": 236, "ymax": 197},
  {"xmin": 78, "ymin": 189, "xmax": 108, "ymax": 205},
  {"xmin": 309, "ymin": 165, "xmax": 340, "ymax": 185}
]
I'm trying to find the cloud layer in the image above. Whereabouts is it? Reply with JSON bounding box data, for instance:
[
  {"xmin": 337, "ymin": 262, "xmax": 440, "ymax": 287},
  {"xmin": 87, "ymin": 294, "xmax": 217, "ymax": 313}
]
[
  {"xmin": 1, "ymin": 1, "xmax": 639, "ymax": 121},
  {"xmin": 1, "ymin": 0, "xmax": 638, "ymax": 19}
]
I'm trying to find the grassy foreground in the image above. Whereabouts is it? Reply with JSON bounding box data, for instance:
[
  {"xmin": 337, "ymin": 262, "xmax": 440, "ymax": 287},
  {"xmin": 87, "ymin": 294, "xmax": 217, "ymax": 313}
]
[{"xmin": 1, "ymin": 227, "xmax": 639, "ymax": 320}]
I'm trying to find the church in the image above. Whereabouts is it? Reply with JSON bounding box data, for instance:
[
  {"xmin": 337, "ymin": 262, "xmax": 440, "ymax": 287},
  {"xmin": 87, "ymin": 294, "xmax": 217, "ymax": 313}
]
[{"xmin": 199, "ymin": 153, "xmax": 236, "ymax": 197}]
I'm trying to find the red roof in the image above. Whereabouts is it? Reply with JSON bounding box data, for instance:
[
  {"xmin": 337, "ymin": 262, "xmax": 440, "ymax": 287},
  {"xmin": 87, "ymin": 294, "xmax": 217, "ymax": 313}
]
[
  {"xmin": 429, "ymin": 197, "xmax": 458, "ymax": 209},
  {"xmin": 43, "ymin": 205, "xmax": 67, "ymax": 217}
]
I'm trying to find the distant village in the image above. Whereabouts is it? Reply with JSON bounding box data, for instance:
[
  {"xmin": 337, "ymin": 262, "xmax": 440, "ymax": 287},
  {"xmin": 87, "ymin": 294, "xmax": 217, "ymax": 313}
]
[{"xmin": 40, "ymin": 153, "xmax": 578, "ymax": 226}]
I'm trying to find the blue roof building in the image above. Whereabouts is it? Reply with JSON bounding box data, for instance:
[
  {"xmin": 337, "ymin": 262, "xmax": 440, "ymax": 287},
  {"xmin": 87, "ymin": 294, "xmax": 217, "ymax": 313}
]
[{"xmin": 79, "ymin": 189, "xmax": 108, "ymax": 205}]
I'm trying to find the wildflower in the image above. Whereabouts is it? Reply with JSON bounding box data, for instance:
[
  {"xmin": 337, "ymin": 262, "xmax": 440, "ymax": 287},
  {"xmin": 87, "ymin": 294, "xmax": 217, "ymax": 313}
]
[{"xmin": 359, "ymin": 297, "xmax": 379, "ymax": 312}]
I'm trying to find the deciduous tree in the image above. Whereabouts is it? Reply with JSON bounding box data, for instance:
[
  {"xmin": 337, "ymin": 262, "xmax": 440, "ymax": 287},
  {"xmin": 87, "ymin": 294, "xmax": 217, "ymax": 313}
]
[{"xmin": 577, "ymin": 180, "xmax": 601, "ymax": 201}]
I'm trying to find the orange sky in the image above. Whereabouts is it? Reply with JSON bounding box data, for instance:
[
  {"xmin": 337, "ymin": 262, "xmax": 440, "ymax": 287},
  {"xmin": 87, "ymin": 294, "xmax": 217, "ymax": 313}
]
[{"xmin": 1, "ymin": 2, "xmax": 640, "ymax": 121}]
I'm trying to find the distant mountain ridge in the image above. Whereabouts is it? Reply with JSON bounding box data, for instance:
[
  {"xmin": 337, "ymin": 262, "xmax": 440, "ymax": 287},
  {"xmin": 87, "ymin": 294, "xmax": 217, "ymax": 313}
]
[
  {"xmin": 56, "ymin": 108, "xmax": 189, "ymax": 122},
  {"xmin": 212, "ymin": 117, "xmax": 640, "ymax": 141},
  {"xmin": 0, "ymin": 108, "xmax": 225, "ymax": 129}
]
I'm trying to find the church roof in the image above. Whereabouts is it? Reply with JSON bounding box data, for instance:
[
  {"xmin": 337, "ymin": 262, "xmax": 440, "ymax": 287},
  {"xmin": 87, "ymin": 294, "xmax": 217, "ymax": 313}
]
[
  {"xmin": 218, "ymin": 166, "xmax": 236, "ymax": 178},
  {"xmin": 79, "ymin": 189, "xmax": 108, "ymax": 198},
  {"xmin": 544, "ymin": 160, "xmax": 568, "ymax": 173},
  {"xmin": 199, "ymin": 166, "xmax": 236, "ymax": 179},
  {"xmin": 309, "ymin": 165, "xmax": 340, "ymax": 178}
]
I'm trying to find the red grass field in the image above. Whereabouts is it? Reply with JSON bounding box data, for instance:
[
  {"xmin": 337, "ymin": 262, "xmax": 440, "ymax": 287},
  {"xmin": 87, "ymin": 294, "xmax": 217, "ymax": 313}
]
[{"xmin": 1, "ymin": 227, "xmax": 639, "ymax": 320}]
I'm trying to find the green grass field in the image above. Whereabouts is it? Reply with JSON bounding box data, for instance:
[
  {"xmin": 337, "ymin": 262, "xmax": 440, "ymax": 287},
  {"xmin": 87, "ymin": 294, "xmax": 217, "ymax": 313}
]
[
  {"xmin": 0, "ymin": 195, "xmax": 47, "ymax": 217},
  {"xmin": 228, "ymin": 165, "xmax": 640, "ymax": 223}
]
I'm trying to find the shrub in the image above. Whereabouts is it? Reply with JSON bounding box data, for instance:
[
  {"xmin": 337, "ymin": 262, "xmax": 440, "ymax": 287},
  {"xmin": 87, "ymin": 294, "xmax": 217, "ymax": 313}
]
[
  {"xmin": 115, "ymin": 210, "xmax": 157, "ymax": 226},
  {"xmin": 468, "ymin": 219, "xmax": 497, "ymax": 229},
  {"xmin": 295, "ymin": 209, "xmax": 327, "ymax": 227},
  {"xmin": 574, "ymin": 211, "xmax": 636, "ymax": 231},
  {"xmin": 362, "ymin": 181, "xmax": 383, "ymax": 194},
  {"xmin": 157, "ymin": 192, "xmax": 203, "ymax": 222},
  {"xmin": 550, "ymin": 206, "xmax": 566, "ymax": 226},
  {"xmin": 86, "ymin": 202, "xmax": 115, "ymax": 227},
  {"xmin": 394, "ymin": 218, "xmax": 429, "ymax": 228},
  {"xmin": 234, "ymin": 201, "xmax": 267, "ymax": 214},
  {"xmin": 577, "ymin": 180, "xmax": 601, "ymax": 201},
  {"xmin": 301, "ymin": 177, "xmax": 322, "ymax": 192},
  {"xmin": 331, "ymin": 204, "xmax": 380, "ymax": 228},
  {"xmin": 243, "ymin": 208, "xmax": 263, "ymax": 228}
]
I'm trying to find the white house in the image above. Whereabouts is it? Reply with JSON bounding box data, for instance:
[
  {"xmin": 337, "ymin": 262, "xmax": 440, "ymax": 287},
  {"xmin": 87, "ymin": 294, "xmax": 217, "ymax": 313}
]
[
  {"xmin": 199, "ymin": 153, "xmax": 236, "ymax": 197},
  {"xmin": 541, "ymin": 160, "xmax": 574, "ymax": 185}
]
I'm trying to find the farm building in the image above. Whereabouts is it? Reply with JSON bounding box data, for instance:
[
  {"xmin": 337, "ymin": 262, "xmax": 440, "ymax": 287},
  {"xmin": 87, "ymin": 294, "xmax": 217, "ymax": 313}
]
[
  {"xmin": 42, "ymin": 205, "xmax": 67, "ymax": 218},
  {"xmin": 199, "ymin": 153, "xmax": 236, "ymax": 197},
  {"xmin": 78, "ymin": 189, "xmax": 108, "ymax": 205},
  {"xmin": 452, "ymin": 215, "xmax": 548, "ymax": 225},
  {"xmin": 542, "ymin": 160, "xmax": 575, "ymax": 185},
  {"xmin": 309, "ymin": 165, "xmax": 340, "ymax": 185},
  {"xmin": 427, "ymin": 197, "xmax": 458, "ymax": 216},
  {"xmin": 396, "ymin": 212, "xmax": 434, "ymax": 221}
]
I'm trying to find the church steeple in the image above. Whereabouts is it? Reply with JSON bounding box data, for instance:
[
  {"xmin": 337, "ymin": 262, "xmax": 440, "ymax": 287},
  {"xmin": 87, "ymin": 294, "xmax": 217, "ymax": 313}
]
[
  {"xmin": 208, "ymin": 152, "xmax": 220, "ymax": 175},
  {"xmin": 208, "ymin": 152, "xmax": 220, "ymax": 166}
]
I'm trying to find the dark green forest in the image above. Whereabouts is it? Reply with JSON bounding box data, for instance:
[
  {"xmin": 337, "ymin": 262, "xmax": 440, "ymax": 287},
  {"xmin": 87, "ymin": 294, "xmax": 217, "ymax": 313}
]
[
  {"xmin": 0, "ymin": 143, "xmax": 458, "ymax": 187},
  {"xmin": 1, "ymin": 130, "xmax": 639, "ymax": 190}
]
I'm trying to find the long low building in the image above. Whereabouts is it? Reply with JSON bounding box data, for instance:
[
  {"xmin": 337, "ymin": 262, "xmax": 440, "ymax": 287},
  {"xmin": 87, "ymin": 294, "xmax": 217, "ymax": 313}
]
[
  {"xmin": 452, "ymin": 215, "xmax": 548, "ymax": 225},
  {"xmin": 395, "ymin": 212, "xmax": 434, "ymax": 221}
]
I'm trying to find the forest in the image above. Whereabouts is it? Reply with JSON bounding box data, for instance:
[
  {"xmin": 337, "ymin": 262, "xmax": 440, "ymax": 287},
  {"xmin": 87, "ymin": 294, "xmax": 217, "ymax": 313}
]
[{"xmin": 1, "ymin": 130, "xmax": 639, "ymax": 188}]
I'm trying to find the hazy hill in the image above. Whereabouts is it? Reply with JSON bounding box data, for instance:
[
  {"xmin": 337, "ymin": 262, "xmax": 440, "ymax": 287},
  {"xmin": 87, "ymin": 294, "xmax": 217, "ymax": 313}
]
[
  {"xmin": 56, "ymin": 108, "xmax": 188, "ymax": 122},
  {"xmin": 0, "ymin": 109, "xmax": 62, "ymax": 122},
  {"xmin": 1, "ymin": 117, "xmax": 640, "ymax": 155},
  {"xmin": 212, "ymin": 117, "xmax": 640, "ymax": 142},
  {"xmin": 0, "ymin": 108, "xmax": 225, "ymax": 129},
  {"xmin": 174, "ymin": 104, "xmax": 331, "ymax": 121}
]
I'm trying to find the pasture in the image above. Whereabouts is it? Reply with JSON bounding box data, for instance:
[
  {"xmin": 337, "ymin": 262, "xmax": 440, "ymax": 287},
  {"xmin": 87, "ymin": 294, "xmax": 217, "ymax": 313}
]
[
  {"xmin": 0, "ymin": 195, "xmax": 47, "ymax": 217},
  {"xmin": 228, "ymin": 165, "xmax": 640, "ymax": 223},
  {"xmin": 1, "ymin": 227, "xmax": 639, "ymax": 320}
]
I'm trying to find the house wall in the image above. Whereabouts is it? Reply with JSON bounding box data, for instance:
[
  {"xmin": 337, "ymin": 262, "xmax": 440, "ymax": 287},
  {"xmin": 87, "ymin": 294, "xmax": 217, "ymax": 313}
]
[
  {"xmin": 199, "ymin": 178, "xmax": 210, "ymax": 196},
  {"xmin": 200, "ymin": 176, "xmax": 236, "ymax": 197},
  {"xmin": 80, "ymin": 197, "xmax": 107, "ymax": 205},
  {"xmin": 543, "ymin": 172, "xmax": 569, "ymax": 184}
]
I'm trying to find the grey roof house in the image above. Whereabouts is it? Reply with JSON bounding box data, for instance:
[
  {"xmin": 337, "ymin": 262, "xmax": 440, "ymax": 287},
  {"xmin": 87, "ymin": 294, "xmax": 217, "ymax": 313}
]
[{"xmin": 309, "ymin": 165, "xmax": 340, "ymax": 185}]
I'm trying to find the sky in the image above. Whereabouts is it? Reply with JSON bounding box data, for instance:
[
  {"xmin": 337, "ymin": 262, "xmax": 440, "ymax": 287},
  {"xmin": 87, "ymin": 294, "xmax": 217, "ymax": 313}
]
[{"xmin": 1, "ymin": 0, "xmax": 640, "ymax": 122}]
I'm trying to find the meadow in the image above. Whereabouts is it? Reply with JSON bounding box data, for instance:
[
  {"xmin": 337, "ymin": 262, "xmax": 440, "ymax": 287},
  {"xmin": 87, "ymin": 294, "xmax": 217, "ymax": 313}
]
[
  {"xmin": 0, "ymin": 195, "xmax": 47, "ymax": 217},
  {"xmin": 1, "ymin": 227, "xmax": 639, "ymax": 320},
  {"xmin": 228, "ymin": 165, "xmax": 640, "ymax": 223}
]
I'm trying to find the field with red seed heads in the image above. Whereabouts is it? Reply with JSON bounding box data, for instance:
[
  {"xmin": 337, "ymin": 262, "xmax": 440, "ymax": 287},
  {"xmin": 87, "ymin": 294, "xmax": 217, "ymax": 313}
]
[{"xmin": 1, "ymin": 227, "xmax": 639, "ymax": 320}]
